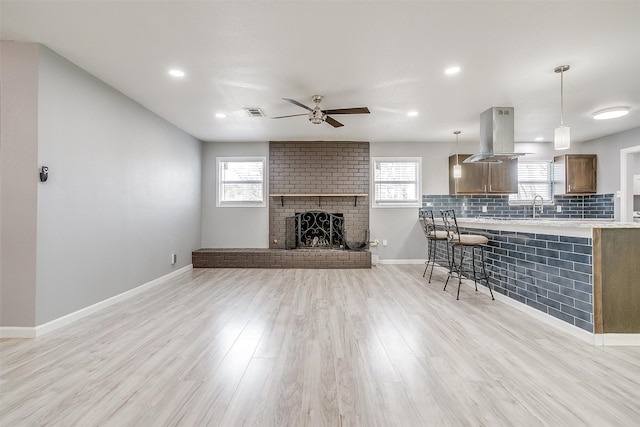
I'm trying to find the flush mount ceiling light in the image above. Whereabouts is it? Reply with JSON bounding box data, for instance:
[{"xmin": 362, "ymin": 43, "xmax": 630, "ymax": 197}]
[
  {"xmin": 553, "ymin": 65, "xmax": 571, "ymax": 150},
  {"xmin": 453, "ymin": 131, "xmax": 462, "ymax": 179},
  {"xmin": 593, "ymin": 107, "xmax": 630, "ymax": 120},
  {"xmin": 407, "ymin": 111, "xmax": 418, "ymax": 117},
  {"xmin": 168, "ymin": 69, "xmax": 185, "ymax": 77},
  {"xmin": 445, "ymin": 66, "xmax": 461, "ymax": 75},
  {"xmin": 535, "ymin": 137, "xmax": 544, "ymax": 142},
  {"xmin": 215, "ymin": 113, "xmax": 226, "ymax": 119}
]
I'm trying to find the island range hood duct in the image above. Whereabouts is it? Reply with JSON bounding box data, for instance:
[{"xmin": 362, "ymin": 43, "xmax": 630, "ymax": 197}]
[{"xmin": 464, "ymin": 107, "xmax": 526, "ymax": 163}]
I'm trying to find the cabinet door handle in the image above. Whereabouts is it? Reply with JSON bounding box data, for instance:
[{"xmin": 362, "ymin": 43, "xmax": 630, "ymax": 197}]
[
  {"xmin": 484, "ymin": 184, "xmax": 487, "ymax": 192},
  {"xmin": 568, "ymin": 184, "xmax": 571, "ymax": 192}
]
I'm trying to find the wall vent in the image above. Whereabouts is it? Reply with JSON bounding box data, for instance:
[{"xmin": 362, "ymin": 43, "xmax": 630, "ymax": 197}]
[{"xmin": 244, "ymin": 107, "xmax": 265, "ymax": 117}]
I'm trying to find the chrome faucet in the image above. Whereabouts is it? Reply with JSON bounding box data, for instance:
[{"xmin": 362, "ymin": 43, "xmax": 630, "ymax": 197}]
[{"xmin": 532, "ymin": 195, "xmax": 544, "ymax": 218}]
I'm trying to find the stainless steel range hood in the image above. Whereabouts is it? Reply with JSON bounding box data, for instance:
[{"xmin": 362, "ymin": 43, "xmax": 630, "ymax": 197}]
[{"xmin": 464, "ymin": 107, "xmax": 526, "ymax": 163}]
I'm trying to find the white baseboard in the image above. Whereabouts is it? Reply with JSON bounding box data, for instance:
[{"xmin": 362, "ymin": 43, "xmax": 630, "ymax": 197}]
[
  {"xmin": 593, "ymin": 334, "xmax": 640, "ymax": 346},
  {"xmin": 0, "ymin": 265, "xmax": 193, "ymax": 339},
  {"xmin": 0, "ymin": 327, "xmax": 37, "ymax": 339}
]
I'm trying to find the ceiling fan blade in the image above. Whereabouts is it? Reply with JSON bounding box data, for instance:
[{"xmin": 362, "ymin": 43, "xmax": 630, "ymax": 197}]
[
  {"xmin": 282, "ymin": 98, "xmax": 313, "ymax": 111},
  {"xmin": 271, "ymin": 113, "xmax": 308, "ymax": 119},
  {"xmin": 322, "ymin": 107, "xmax": 370, "ymax": 115},
  {"xmin": 325, "ymin": 116, "xmax": 344, "ymax": 128}
]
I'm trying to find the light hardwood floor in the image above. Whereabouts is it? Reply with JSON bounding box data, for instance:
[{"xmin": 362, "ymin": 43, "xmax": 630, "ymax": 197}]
[{"xmin": 2, "ymin": 265, "xmax": 639, "ymax": 426}]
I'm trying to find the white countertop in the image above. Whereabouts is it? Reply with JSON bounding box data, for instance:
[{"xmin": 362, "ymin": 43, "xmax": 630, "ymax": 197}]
[
  {"xmin": 458, "ymin": 218, "xmax": 640, "ymax": 238},
  {"xmin": 423, "ymin": 217, "xmax": 640, "ymax": 238}
]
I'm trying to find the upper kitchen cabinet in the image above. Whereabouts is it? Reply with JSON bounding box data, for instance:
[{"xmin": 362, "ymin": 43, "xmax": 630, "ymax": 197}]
[
  {"xmin": 487, "ymin": 157, "xmax": 518, "ymax": 193},
  {"xmin": 449, "ymin": 154, "xmax": 485, "ymax": 194},
  {"xmin": 553, "ymin": 154, "xmax": 597, "ymax": 194},
  {"xmin": 449, "ymin": 154, "xmax": 518, "ymax": 194}
]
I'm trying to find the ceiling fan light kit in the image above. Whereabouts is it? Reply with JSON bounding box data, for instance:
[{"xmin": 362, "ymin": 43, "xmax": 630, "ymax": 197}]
[
  {"xmin": 554, "ymin": 65, "xmax": 571, "ymax": 150},
  {"xmin": 272, "ymin": 95, "xmax": 370, "ymax": 128}
]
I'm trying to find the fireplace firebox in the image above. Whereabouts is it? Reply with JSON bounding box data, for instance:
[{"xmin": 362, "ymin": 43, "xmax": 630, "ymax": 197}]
[{"xmin": 286, "ymin": 211, "xmax": 345, "ymax": 249}]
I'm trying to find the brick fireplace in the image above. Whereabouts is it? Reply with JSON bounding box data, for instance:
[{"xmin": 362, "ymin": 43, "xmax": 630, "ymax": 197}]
[
  {"xmin": 192, "ymin": 141, "xmax": 371, "ymax": 269},
  {"xmin": 269, "ymin": 141, "xmax": 370, "ymax": 251}
]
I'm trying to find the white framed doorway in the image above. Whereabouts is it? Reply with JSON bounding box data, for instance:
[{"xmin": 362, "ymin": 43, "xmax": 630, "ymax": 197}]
[{"xmin": 620, "ymin": 145, "xmax": 640, "ymax": 222}]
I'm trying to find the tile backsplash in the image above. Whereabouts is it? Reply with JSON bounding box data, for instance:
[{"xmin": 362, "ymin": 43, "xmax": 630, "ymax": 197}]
[{"xmin": 421, "ymin": 194, "xmax": 614, "ymax": 219}]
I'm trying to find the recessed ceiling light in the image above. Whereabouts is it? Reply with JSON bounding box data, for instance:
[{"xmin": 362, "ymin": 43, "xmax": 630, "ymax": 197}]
[
  {"xmin": 407, "ymin": 111, "xmax": 418, "ymax": 117},
  {"xmin": 168, "ymin": 69, "xmax": 185, "ymax": 78},
  {"xmin": 445, "ymin": 66, "xmax": 460, "ymax": 75},
  {"xmin": 592, "ymin": 107, "xmax": 630, "ymax": 120},
  {"xmin": 215, "ymin": 113, "xmax": 226, "ymax": 119},
  {"xmin": 534, "ymin": 137, "xmax": 544, "ymax": 142}
]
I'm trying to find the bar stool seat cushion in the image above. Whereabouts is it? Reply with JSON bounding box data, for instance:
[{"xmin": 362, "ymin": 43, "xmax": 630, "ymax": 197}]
[
  {"xmin": 452, "ymin": 234, "xmax": 489, "ymax": 246},
  {"xmin": 429, "ymin": 230, "xmax": 449, "ymax": 240}
]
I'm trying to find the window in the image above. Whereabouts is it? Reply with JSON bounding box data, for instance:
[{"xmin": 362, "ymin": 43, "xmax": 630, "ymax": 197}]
[
  {"xmin": 509, "ymin": 161, "xmax": 552, "ymax": 203},
  {"xmin": 372, "ymin": 157, "xmax": 421, "ymax": 207},
  {"xmin": 217, "ymin": 157, "xmax": 266, "ymax": 207}
]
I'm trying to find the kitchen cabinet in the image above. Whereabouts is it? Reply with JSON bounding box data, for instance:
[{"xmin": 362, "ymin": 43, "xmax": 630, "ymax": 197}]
[
  {"xmin": 449, "ymin": 154, "xmax": 518, "ymax": 194},
  {"xmin": 553, "ymin": 154, "xmax": 597, "ymax": 194}
]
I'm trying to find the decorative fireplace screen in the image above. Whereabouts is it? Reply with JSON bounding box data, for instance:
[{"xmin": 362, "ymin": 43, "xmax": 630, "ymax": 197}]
[{"xmin": 289, "ymin": 211, "xmax": 345, "ymax": 249}]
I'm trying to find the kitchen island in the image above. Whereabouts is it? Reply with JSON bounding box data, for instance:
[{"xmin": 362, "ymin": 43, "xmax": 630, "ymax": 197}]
[{"xmin": 426, "ymin": 217, "xmax": 640, "ymax": 345}]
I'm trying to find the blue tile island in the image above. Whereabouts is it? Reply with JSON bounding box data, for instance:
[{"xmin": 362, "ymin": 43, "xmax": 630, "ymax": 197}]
[{"xmin": 422, "ymin": 216, "xmax": 640, "ymax": 343}]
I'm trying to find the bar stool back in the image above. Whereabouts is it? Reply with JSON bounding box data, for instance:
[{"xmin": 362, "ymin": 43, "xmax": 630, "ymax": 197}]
[
  {"xmin": 440, "ymin": 209, "xmax": 495, "ymax": 300},
  {"xmin": 419, "ymin": 209, "xmax": 450, "ymax": 282}
]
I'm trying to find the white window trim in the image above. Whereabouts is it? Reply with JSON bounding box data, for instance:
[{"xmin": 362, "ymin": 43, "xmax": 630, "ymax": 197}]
[
  {"xmin": 509, "ymin": 160, "xmax": 554, "ymax": 205},
  {"xmin": 216, "ymin": 156, "xmax": 267, "ymax": 208},
  {"xmin": 371, "ymin": 157, "xmax": 422, "ymax": 208}
]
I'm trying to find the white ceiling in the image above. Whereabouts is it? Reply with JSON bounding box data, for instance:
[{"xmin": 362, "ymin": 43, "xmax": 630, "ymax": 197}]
[{"xmin": 2, "ymin": 0, "xmax": 639, "ymax": 146}]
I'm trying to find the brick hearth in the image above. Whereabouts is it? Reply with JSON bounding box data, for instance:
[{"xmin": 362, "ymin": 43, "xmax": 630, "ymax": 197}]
[{"xmin": 192, "ymin": 248, "xmax": 371, "ymax": 269}]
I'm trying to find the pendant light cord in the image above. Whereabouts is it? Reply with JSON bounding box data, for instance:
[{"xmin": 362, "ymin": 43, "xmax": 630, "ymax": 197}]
[
  {"xmin": 555, "ymin": 65, "xmax": 570, "ymax": 126},
  {"xmin": 560, "ymin": 68, "xmax": 564, "ymax": 126}
]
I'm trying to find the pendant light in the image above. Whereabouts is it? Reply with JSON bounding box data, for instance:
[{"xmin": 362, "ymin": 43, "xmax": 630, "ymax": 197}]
[
  {"xmin": 554, "ymin": 65, "xmax": 570, "ymax": 150},
  {"xmin": 453, "ymin": 131, "xmax": 462, "ymax": 178}
]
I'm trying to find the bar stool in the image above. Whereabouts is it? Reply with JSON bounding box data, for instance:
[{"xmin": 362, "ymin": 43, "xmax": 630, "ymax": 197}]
[
  {"xmin": 440, "ymin": 209, "xmax": 494, "ymax": 300},
  {"xmin": 419, "ymin": 209, "xmax": 450, "ymax": 283}
]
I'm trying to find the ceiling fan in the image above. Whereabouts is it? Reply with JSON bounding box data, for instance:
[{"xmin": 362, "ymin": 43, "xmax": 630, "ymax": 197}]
[{"xmin": 271, "ymin": 95, "xmax": 370, "ymax": 128}]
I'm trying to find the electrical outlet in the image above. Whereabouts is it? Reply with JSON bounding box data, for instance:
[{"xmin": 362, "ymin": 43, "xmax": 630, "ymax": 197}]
[
  {"xmin": 382, "ymin": 239, "xmax": 388, "ymax": 246},
  {"xmin": 556, "ymin": 205, "xmax": 562, "ymax": 213},
  {"xmin": 482, "ymin": 206, "xmax": 488, "ymax": 213}
]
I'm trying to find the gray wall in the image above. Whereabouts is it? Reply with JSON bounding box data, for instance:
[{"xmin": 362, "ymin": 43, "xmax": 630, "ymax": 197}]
[
  {"xmin": 582, "ymin": 127, "xmax": 640, "ymax": 194},
  {"xmin": 370, "ymin": 140, "xmax": 451, "ymax": 261},
  {"xmin": 0, "ymin": 42, "xmax": 39, "ymax": 327},
  {"xmin": 201, "ymin": 131, "xmax": 640, "ymax": 261},
  {"xmin": 0, "ymin": 43, "xmax": 203, "ymax": 327},
  {"xmin": 201, "ymin": 141, "xmax": 269, "ymax": 248}
]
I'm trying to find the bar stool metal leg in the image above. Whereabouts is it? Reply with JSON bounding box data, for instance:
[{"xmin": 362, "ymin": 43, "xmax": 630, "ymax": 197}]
[
  {"xmin": 423, "ymin": 237, "xmax": 435, "ymax": 278},
  {"xmin": 444, "ymin": 244, "xmax": 454, "ymax": 291},
  {"xmin": 428, "ymin": 238, "xmax": 444, "ymax": 283},
  {"xmin": 471, "ymin": 247, "xmax": 478, "ymax": 291},
  {"xmin": 480, "ymin": 246, "xmax": 495, "ymax": 300},
  {"xmin": 456, "ymin": 247, "xmax": 465, "ymax": 300}
]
